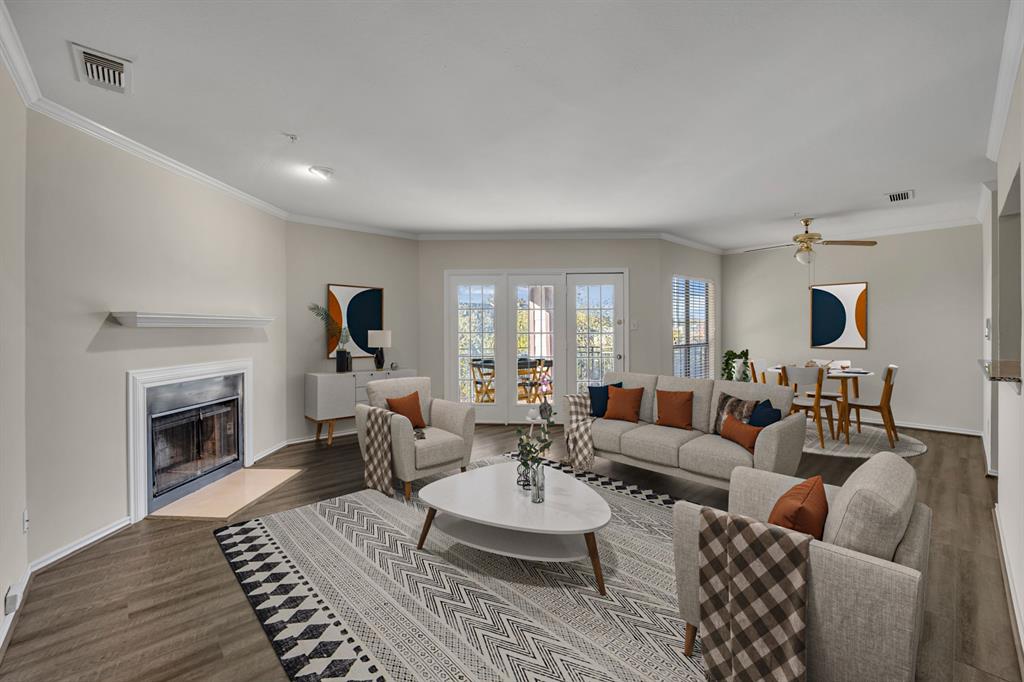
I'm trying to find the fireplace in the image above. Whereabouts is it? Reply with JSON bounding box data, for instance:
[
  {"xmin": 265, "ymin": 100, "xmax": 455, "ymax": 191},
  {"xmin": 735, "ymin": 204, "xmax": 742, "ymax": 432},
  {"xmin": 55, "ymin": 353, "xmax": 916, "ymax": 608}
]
[{"xmin": 145, "ymin": 372, "xmax": 245, "ymax": 512}]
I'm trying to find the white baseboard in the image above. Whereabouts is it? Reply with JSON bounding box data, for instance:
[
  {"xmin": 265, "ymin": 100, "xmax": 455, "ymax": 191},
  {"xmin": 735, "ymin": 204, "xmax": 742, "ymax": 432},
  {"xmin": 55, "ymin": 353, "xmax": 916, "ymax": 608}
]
[
  {"xmin": 857, "ymin": 416, "xmax": 982, "ymax": 438},
  {"xmin": 29, "ymin": 516, "xmax": 131, "ymax": 574},
  {"xmin": 1, "ymin": 515, "xmax": 130, "ymax": 665},
  {"xmin": 252, "ymin": 430, "xmax": 357, "ymax": 463},
  {"xmin": 993, "ymin": 505, "xmax": 1024, "ymax": 676}
]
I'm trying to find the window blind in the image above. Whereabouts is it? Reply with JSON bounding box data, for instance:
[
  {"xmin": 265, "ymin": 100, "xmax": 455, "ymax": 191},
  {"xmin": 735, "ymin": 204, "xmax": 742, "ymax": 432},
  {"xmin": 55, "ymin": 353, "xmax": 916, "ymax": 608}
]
[{"xmin": 672, "ymin": 276, "xmax": 715, "ymax": 379}]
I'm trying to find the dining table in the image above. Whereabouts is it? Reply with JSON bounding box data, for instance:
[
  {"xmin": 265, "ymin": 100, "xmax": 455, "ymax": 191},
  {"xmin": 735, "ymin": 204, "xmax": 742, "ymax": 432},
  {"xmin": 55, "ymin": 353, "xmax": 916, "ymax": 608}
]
[{"xmin": 767, "ymin": 365, "xmax": 875, "ymax": 444}]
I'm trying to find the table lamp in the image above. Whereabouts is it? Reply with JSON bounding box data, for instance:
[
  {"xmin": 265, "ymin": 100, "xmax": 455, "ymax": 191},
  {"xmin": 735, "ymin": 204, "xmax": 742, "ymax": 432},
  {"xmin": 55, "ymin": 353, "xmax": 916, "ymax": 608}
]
[{"xmin": 367, "ymin": 330, "xmax": 391, "ymax": 370}]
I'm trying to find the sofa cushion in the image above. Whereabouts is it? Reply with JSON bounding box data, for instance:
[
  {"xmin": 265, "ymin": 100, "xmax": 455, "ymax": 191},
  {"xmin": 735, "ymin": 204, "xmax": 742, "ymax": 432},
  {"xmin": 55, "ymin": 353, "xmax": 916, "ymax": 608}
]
[
  {"xmin": 748, "ymin": 399, "xmax": 783, "ymax": 428},
  {"xmin": 621, "ymin": 424, "xmax": 702, "ymax": 467},
  {"xmin": 720, "ymin": 415, "xmax": 763, "ymax": 453},
  {"xmin": 679, "ymin": 434, "xmax": 753, "ymax": 481},
  {"xmin": 655, "ymin": 376, "xmax": 714, "ymax": 433},
  {"xmin": 386, "ymin": 391, "xmax": 426, "ymax": 428},
  {"xmin": 605, "ymin": 386, "xmax": 644, "ymax": 422},
  {"xmin": 368, "ymin": 377, "xmax": 432, "ymax": 425},
  {"xmin": 655, "ymin": 390, "xmax": 693, "ymax": 430},
  {"xmin": 711, "ymin": 379, "xmax": 795, "ymax": 419},
  {"xmin": 603, "ymin": 372, "xmax": 658, "ymax": 423},
  {"xmin": 822, "ymin": 451, "xmax": 918, "ymax": 560},
  {"xmin": 587, "ymin": 382, "xmax": 622, "ymax": 417},
  {"xmin": 769, "ymin": 476, "xmax": 829, "ymax": 540},
  {"xmin": 413, "ymin": 427, "xmax": 463, "ymax": 469},
  {"xmin": 592, "ymin": 418, "xmax": 642, "ymax": 452},
  {"xmin": 711, "ymin": 393, "xmax": 758, "ymax": 434}
]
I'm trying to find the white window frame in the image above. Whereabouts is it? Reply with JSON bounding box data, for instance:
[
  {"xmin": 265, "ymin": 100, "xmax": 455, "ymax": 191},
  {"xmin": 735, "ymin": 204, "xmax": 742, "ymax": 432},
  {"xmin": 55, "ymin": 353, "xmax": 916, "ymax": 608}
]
[{"xmin": 671, "ymin": 275, "xmax": 716, "ymax": 380}]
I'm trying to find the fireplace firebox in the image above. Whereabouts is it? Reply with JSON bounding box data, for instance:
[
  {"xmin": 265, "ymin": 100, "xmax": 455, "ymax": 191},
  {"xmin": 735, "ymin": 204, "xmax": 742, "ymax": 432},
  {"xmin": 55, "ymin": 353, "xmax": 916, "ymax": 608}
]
[{"xmin": 146, "ymin": 373, "xmax": 244, "ymax": 511}]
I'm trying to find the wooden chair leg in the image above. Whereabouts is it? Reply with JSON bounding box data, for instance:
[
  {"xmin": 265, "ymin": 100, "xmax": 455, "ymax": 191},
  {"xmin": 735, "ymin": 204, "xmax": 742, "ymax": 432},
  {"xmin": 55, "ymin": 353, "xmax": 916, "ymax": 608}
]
[
  {"xmin": 825, "ymin": 405, "xmax": 836, "ymax": 440},
  {"xmin": 403, "ymin": 481, "xmax": 412, "ymax": 500},
  {"xmin": 814, "ymin": 409, "xmax": 826, "ymax": 448},
  {"xmin": 887, "ymin": 407, "xmax": 899, "ymax": 441},
  {"xmin": 883, "ymin": 410, "xmax": 898, "ymax": 448},
  {"xmin": 855, "ymin": 407, "xmax": 862, "ymax": 433},
  {"xmin": 684, "ymin": 623, "xmax": 697, "ymax": 657}
]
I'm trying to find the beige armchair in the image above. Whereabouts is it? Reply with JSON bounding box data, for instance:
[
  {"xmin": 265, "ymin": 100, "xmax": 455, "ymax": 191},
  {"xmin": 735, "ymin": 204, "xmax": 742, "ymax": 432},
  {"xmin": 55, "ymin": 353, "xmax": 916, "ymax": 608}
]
[
  {"xmin": 355, "ymin": 377, "xmax": 475, "ymax": 499},
  {"xmin": 673, "ymin": 453, "xmax": 931, "ymax": 681}
]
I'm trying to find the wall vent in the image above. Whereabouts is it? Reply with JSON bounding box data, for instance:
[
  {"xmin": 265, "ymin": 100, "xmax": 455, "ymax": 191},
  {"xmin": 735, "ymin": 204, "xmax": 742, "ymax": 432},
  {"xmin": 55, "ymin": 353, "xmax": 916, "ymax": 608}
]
[
  {"xmin": 71, "ymin": 43, "xmax": 132, "ymax": 94},
  {"xmin": 886, "ymin": 189, "xmax": 915, "ymax": 203}
]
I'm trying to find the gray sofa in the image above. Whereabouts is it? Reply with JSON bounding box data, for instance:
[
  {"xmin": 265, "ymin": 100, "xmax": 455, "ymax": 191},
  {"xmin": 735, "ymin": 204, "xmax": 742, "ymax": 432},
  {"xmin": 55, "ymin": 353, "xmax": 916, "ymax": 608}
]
[
  {"xmin": 574, "ymin": 371, "xmax": 805, "ymax": 490},
  {"xmin": 674, "ymin": 452, "xmax": 931, "ymax": 680},
  {"xmin": 355, "ymin": 377, "xmax": 475, "ymax": 499}
]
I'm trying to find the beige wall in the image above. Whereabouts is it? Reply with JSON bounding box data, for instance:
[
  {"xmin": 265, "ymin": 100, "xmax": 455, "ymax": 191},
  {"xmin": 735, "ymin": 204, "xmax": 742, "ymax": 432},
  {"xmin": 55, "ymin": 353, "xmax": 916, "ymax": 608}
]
[
  {"xmin": 285, "ymin": 221, "xmax": 420, "ymax": 439},
  {"xmin": 722, "ymin": 224, "xmax": 983, "ymax": 433},
  {"xmin": 24, "ymin": 111, "xmax": 288, "ymax": 561},
  {"xmin": 416, "ymin": 238, "xmax": 722, "ymax": 402},
  {"xmin": 0, "ymin": 62, "xmax": 28, "ymax": 618}
]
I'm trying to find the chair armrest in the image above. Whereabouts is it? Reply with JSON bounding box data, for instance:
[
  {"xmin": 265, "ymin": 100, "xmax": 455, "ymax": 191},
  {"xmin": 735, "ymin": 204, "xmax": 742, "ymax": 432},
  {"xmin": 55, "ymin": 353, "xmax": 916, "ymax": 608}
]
[
  {"xmin": 355, "ymin": 403, "xmax": 416, "ymax": 481},
  {"xmin": 672, "ymin": 500, "xmax": 703, "ymax": 626},
  {"xmin": 753, "ymin": 412, "xmax": 805, "ymax": 475},
  {"xmin": 673, "ymin": 496, "xmax": 926, "ymax": 681},
  {"xmin": 430, "ymin": 399, "xmax": 476, "ymax": 465}
]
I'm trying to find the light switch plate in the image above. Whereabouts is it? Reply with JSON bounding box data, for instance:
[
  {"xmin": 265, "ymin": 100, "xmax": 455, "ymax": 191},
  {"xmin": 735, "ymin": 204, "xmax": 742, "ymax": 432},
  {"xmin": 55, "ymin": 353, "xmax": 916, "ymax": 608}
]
[
  {"xmin": 4, "ymin": 588, "xmax": 17, "ymax": 616},
  {"xmin": 629, "ymin": 320, "xmax": 639, "ymax": 331}
]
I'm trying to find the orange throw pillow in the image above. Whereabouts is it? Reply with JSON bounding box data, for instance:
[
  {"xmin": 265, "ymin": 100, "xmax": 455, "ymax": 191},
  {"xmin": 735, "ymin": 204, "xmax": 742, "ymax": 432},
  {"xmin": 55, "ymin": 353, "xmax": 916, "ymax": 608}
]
[
  {"xmin": 768, "ymin": 476, "xmax": 829, "ymax": 540},
  {"xmin": 656, "ymin": 390, "xmax": 693, "ymax": 429},
  {"xmin": 720, "ymin": 414, "xmax": 763, "ymax": 453},
  {"xmin": 604, "ymin": 386, "xmax": 644, "ymax": 423},
  {"xmin": 386, "ymin": 391, "xmax": 426, "ymax": 428}
]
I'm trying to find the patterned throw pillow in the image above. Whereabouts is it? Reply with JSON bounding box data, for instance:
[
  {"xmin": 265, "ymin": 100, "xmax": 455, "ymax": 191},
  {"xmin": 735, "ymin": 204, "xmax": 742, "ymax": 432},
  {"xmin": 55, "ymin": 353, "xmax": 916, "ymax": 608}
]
[{"xmin": 713, "ymin": 392, "xmax": 758, "ymax": 434}]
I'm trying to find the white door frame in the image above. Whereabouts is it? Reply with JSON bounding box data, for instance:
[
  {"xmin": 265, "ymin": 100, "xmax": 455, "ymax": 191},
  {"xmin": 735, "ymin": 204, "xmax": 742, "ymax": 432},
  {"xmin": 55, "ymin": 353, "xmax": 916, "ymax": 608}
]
[{"xmin": 443, "ymin": 268, "xmax": 629, "ymax": 423}]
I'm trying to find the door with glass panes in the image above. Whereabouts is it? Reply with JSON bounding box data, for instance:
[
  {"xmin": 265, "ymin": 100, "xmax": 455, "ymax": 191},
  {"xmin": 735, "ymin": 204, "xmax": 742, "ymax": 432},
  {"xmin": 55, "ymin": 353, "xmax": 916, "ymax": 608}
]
[
  {"xmin": 507, "ymin": 275, "xmax": 565, "ymax": 422},
  {"xmin": 567, "ymin": 274, "xmax": 625, "ymax": 395}
]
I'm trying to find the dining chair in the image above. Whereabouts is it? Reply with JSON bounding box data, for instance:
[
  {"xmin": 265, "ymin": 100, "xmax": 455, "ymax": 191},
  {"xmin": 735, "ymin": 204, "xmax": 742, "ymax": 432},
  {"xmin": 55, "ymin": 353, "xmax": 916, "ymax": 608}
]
[
  {"xmin": 808, "ymin": 359, "xmax": 852, "ymax": 401},
  {"xmin": 782, "ymin": 365, "xmax": 836, "ymax": 448},
  {"xmin": 471, "ymin": 361, "xmax": 496, "ymax": 403},
  {"xmin": 849, "ymin": 365, "xmax": 900, "ymax": 448},
  {"xmin": 749, "ymin": 358, "xmax": 769, "ymax": 384}
]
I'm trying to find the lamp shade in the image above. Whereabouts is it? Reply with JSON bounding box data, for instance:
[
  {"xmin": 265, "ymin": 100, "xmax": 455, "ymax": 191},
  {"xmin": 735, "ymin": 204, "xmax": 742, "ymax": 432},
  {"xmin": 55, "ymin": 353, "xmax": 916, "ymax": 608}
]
[{"xmin": 367, "ymin": 329, "xmax": 392, "ymax": 348}]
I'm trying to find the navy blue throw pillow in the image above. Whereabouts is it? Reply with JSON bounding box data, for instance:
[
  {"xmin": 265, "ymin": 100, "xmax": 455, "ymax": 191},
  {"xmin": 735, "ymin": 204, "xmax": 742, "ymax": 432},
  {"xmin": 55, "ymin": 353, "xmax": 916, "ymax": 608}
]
[
  {"xmin": 748, "ymin": 400, "xmax": 782, "ymax": 428},
  {"xmin": 588, "ymin": 383, "xmax": 623, "ymax": 418}
]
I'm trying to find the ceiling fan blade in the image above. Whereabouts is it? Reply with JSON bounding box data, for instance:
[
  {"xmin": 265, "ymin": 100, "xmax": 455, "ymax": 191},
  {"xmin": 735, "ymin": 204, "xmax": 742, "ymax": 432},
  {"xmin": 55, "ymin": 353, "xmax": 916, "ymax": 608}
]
[
  {"xmin": 819, "ymin": 240, "xmax": 878, "ymax": 246},
  {"xmin": 744, "ymin": 243, "xmax": 793, "ymax": 253}
]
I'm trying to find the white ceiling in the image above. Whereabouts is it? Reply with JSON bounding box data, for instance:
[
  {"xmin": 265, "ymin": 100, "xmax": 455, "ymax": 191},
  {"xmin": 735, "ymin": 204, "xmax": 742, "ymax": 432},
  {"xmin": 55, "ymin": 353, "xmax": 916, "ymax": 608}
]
[{"xmin": 7, "ymin": 0, "xmax": 1008, "ymax": 250}]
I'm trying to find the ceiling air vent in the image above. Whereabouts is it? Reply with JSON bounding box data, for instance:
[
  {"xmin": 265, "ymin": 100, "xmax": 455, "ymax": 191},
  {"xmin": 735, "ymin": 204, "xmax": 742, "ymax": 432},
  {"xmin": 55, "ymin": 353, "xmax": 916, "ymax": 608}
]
[
  {"xmin": 886, "ymin": 189, "xmax": 915, "ymax": 203},
  {"xmin": 71, "ymin": 43, "xmax": 132, "ymax": 94}
]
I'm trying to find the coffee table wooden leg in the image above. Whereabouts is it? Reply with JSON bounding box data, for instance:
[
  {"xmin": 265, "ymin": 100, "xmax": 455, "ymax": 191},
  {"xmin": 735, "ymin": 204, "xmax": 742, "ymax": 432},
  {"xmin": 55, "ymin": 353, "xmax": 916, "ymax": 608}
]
[
  {"xmin": 584, "ymin": 532, "xmax": 606, "ymax": 596},
  {"xmin": 417, "ymin": 508, "xmax": 437, "ymax": 550}
]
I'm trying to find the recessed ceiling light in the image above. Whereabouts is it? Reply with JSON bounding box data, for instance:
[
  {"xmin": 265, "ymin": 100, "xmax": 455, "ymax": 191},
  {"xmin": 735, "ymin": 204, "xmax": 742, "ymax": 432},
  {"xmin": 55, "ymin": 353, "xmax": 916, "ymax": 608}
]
[{"xmin": 308, "ymin": 165, "xmax": 334, "ymax": 180}]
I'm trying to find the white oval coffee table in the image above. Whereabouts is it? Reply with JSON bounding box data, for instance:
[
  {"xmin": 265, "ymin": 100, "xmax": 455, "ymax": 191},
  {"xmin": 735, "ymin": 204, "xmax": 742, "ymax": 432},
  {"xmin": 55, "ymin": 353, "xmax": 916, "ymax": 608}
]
[{"xmin": 417, "ymin": 461, "xmax": 613, "ymax": 594}]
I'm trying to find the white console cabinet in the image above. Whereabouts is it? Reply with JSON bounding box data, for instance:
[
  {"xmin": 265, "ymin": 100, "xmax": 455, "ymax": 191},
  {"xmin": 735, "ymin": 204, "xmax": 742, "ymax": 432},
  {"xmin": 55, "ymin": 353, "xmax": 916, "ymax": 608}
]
[{"xmin": 304, "ymin": 369, "xmax": 417, "ymax": 445}]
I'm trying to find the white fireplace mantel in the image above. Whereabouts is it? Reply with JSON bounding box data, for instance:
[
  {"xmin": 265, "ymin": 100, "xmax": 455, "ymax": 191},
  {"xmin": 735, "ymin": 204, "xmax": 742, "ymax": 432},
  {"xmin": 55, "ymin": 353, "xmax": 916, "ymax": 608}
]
[
  {"xmin": 126, "ymin": 358, "xmax": 255, "ymax": 523},
  {"xmin": 112, "ymin": 312, "xmax": 274, "ymax": 328}
]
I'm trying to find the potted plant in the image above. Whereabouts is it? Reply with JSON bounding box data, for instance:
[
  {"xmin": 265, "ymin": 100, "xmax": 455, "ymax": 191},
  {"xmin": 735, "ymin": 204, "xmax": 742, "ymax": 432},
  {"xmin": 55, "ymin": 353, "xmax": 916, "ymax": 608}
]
[
  {"xmin": 721, "ymin": 348, "xmax": 750, "ymax": 381},
  {"xmin": 308, "ymin": 303, "xmax": 352, "ymax": 372},
  {"xmin": 515, "ymin": 412, "xmax": 555, "ymax": 502}
]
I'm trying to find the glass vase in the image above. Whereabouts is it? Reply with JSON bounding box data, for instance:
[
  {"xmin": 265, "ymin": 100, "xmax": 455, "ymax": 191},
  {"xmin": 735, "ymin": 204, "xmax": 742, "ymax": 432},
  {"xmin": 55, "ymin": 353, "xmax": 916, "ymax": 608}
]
[
  {"xmin": 530, "ymin": 462, "xmax": 545, "ymax": 503},
  {"xmin": 516, "ymin": 459, "xmax": 532, "ymax": 489}
]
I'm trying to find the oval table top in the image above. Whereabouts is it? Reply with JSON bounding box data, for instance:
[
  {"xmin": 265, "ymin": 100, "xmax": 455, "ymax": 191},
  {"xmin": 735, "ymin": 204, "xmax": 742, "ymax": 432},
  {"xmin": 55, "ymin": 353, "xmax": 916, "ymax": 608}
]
[
  {"xmin": 419, "ymin": 461, "xmax": 611, "ymax": 536},
  {"xmin": 767, "ymin": 365, "xmax": 874, "ymax": 379}
]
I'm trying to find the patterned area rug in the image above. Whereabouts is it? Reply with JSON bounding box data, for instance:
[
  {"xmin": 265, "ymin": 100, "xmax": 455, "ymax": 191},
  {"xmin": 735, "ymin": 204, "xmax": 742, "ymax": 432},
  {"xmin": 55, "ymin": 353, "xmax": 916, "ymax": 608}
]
[
  {"xmin": 802, "ymin": 422, "xmax": 927, "ymax": 458},
  {"xmin": 215, "ymin": 456, "xmax": 705, "ymax": 681}
]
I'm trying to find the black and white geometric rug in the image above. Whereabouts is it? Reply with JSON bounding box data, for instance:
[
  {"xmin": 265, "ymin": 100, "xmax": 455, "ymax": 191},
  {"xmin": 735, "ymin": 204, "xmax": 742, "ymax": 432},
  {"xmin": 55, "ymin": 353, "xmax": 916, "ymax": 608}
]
[{"xmin": 215, "ymin": 456, "xmax": 706, "ymax": 681}]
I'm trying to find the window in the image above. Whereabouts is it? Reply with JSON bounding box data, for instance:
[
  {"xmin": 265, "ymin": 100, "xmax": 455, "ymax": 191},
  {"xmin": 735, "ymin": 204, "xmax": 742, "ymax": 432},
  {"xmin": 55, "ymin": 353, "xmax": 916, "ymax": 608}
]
[
  {"xmin": 456, "ymin": 284, "xmax": 496, "ymax": 403},
  {"xmin": 672, "ymin": 276, "xmax": 715, "ymax": 379}
]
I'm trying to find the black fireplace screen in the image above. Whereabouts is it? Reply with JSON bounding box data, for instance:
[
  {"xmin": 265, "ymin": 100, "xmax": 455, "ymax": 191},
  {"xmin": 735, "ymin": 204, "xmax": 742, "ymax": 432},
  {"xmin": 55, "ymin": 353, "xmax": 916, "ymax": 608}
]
[{"xmin": 150, "ymin": 397, "xmax": 240, "ymax": 497}]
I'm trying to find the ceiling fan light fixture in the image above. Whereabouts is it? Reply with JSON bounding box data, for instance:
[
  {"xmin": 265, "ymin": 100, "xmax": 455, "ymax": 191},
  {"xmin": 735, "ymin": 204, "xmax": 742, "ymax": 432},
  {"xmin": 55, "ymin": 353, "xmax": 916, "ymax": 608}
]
[{"xmin": 795, "ymin": 244, "xmax": 815, "ymax": 264}]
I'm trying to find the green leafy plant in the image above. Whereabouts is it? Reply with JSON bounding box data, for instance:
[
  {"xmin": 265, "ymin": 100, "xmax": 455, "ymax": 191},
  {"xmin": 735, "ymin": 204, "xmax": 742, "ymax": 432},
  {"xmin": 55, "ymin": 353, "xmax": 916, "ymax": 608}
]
[
  {"xmin": 308, "ymin": 303, "xmax": 350, "ymax": 346},
  {"xmin": 721, "ymin": 348, "xmax": 750, "ymax": 381},
  {"xmin": 515, "ymin": 413, "xmax": 556, "ymax": 465}
]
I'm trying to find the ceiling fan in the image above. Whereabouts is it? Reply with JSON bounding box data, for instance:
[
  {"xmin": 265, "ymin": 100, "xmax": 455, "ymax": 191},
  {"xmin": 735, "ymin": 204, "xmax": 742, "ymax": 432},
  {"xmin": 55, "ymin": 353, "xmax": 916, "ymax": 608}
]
[{"xmin": 745, "ymin": 218, "xmax": 877, "ymax": 264}]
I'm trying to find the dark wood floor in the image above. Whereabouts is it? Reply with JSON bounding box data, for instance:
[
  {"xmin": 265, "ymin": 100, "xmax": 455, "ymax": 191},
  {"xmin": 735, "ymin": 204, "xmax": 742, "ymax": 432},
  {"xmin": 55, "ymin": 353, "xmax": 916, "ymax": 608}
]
[{"xmin": 0, "ymin": 425, "xmax": 1018, "ymax": 681}]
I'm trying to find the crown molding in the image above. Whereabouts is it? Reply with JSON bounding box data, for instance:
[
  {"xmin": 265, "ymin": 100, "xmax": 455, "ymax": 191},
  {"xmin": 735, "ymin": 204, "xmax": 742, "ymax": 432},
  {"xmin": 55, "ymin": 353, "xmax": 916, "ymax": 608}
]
[
  {"xmin": 285, "ymin": 213, "xmax": 417, "ymax": 240},
  {"xmin": 0, "ymin": 0, "xmax": 40, "ymax": 104},
  {"xmin": 977, "ymin": 180, "xmax": 997, "ymax": 224},
  {"xmin": 987, "ymin": 0, "xmax": 1024, "ymax": 161},
  {"xmin": 415, "ymin": 229, "xmax": 724, "ymax": 254},
  {"xmin": 29, "ymin": 98, "xmax": 289, "ymax": 219}
]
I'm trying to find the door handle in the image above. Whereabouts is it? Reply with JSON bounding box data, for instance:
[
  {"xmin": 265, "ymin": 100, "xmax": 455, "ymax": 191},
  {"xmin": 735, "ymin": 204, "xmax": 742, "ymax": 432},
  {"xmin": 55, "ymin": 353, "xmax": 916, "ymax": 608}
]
[{"xmin": 616, "ymin": 354, "xmax": 623, "ymax": 360}]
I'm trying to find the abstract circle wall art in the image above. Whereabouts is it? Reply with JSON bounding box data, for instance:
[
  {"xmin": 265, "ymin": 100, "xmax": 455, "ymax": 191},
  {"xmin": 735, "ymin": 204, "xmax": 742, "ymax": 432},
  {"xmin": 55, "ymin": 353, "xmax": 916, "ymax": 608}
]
[
  {"xmin": 326, "ymin": 284, "xmax": 384, "ymax": 358},
  {"xmin": 810, "ymin": 282, "xmax": 867, "ymax": 349}
]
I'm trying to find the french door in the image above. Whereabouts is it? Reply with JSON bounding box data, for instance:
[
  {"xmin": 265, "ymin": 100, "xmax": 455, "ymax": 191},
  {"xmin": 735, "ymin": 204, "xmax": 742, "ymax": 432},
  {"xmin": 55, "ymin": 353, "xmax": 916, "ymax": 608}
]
[{"xmin": 446, "ymin": 271, "xmax": 624, "ymax": 423}]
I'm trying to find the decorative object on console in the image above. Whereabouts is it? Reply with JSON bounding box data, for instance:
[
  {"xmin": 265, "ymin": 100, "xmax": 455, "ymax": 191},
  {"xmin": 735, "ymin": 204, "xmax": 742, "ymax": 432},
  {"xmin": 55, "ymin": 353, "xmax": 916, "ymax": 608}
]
[
  {"xmin": 325, "ymin": 284, "xmax": 384, "ymax": 359},
  {"xmin": 309, "ymin": 303, "xmax": 352, "ymax": 371},
  {"xmin": 720, "ymin": 348, "xmax": 750, "ymax": 381},
  {"xmin": 810, "ymin": 281, "xmax": 868, "ymax": 349},
  {"xmin": 368, "ymin": 329, "xmax": 392, "ymax": 370}
]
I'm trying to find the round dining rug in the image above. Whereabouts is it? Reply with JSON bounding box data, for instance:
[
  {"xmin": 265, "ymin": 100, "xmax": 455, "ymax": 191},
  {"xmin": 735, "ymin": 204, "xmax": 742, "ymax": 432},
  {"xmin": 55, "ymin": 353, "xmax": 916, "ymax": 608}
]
[
  {"xmin": 802, "ymin": 422, "xmax": 927, "ymax": 458},
  {"xmin": 215, "ymin": 456, "xmax": 705, "ymax": 681}
]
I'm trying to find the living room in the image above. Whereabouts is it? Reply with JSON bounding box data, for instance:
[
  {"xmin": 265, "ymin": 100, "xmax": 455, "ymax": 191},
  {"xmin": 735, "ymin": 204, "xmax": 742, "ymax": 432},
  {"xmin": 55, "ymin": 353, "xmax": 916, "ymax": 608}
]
[{"xmin": 0, "ymin": 1, "xmax": 1020, "ymax": 680}]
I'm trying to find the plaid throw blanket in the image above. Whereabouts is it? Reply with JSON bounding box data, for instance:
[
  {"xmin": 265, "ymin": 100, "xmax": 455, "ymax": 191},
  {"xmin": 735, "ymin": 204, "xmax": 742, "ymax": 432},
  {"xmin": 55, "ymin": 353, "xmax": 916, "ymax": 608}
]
[
  {"xmin": 362, "ymin": 406, "xmax": 395, "ymax": 495},
  {"xmin": 698, "ymin": 506, "xmax": 811, "ymax": 682},
  {"xmin": 564, "ymin": 393, "xmax": 595, "ymax": 470}
]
